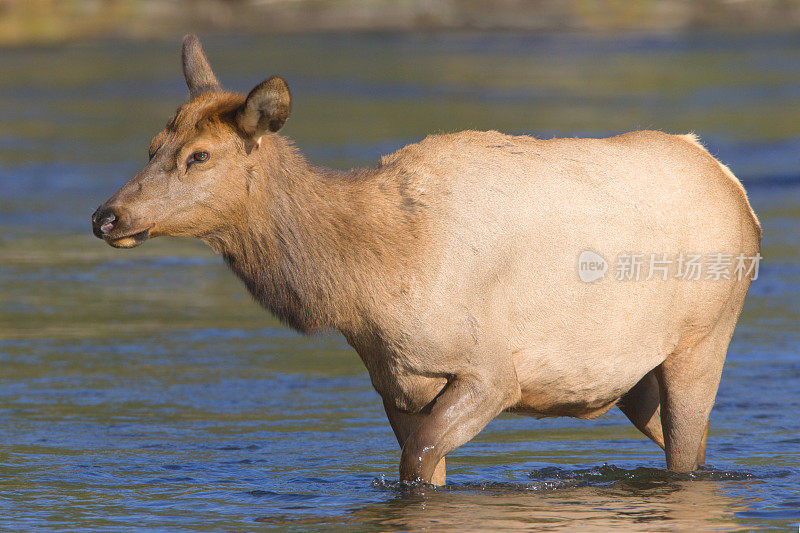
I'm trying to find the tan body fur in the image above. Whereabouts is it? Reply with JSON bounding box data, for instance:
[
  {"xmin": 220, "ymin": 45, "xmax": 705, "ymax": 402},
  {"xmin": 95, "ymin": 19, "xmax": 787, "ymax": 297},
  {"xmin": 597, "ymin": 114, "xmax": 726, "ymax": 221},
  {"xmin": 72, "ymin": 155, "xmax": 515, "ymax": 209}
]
[{"xmin": 92, "ymin": 36, "xmax": 761, "ymax": 485}]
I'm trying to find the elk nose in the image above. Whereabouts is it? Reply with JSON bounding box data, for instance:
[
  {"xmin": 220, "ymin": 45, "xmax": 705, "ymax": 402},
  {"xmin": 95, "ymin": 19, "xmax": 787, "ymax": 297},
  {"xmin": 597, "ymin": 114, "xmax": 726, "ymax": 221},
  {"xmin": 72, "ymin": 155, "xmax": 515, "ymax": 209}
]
[{"xmin": 91, "ymin": 206, "xmax": 117, "ymax": 239}]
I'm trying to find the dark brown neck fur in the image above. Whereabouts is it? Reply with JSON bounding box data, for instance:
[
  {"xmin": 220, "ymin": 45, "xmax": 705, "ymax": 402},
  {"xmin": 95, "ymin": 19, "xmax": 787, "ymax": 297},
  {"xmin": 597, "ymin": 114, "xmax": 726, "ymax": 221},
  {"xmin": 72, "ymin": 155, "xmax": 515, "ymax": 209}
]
[{"xmin": 205, "ymin": 135, "xmax": 430, "ymax": 334}]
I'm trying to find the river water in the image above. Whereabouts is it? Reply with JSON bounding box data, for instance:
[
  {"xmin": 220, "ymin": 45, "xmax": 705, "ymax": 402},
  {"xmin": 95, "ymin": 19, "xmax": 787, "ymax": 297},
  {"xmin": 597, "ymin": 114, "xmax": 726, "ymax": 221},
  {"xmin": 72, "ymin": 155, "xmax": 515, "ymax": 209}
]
[{"xmin": 1, "ymin": 32, "xmax": 798, "ymax": 531}]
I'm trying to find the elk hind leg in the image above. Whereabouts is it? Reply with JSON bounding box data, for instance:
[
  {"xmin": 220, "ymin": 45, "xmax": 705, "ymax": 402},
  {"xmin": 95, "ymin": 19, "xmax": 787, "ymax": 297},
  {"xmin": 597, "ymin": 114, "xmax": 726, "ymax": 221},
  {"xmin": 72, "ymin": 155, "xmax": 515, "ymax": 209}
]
[
  {"xmin": 618, "ymin": 370, "xmax": 665, "ymax": 450},
  {"xmin": 656, "ymin": 318, "xmax": 736, "ymax": 472}
]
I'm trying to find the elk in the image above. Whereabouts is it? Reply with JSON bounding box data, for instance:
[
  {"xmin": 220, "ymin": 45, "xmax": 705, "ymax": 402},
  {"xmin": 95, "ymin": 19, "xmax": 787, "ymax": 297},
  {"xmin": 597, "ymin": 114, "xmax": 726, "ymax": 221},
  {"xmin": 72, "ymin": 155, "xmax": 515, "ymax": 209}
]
[{"xmin": 92, "ymin": 35, "xmax": 761, "ymax": 485}]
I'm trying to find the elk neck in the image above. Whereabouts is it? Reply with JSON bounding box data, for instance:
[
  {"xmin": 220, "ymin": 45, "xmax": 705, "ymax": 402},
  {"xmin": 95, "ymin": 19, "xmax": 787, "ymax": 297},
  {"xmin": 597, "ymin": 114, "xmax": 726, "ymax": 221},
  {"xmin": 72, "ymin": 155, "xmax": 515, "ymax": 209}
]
[{"xmin": 205, "ymin": 134, "xmax": 432, "ymax": 335}]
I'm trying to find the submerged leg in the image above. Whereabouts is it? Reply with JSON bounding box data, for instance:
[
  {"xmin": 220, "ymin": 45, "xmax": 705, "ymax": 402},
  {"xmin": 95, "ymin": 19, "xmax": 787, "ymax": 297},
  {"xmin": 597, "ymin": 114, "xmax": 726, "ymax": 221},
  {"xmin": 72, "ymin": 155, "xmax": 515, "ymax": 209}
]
[
  {"xmin": 696, "ymin": 422, "xmax": 709, "ymax": 466},
  {"xmin": 618, "ymin": 370, "xmax": 665, "ymax": 450},
  {"xmin": 383, "ymin": 400, "xmax": 446, "ymax": 485},
  {"xmin": 398, "ymin": 377, "xmax": 514, "ymax": 484},
  {"xmin": 656, "ymin": 317, "xmax": 737, "ymax": 472}
]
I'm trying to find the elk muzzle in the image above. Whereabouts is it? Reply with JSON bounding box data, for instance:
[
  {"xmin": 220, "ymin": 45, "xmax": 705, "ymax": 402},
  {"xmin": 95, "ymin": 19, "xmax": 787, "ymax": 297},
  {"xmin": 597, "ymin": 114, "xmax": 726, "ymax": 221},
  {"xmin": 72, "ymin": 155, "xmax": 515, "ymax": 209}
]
[{"xmin": 91, "ymin": 204, "xmax": 151, "ymax": 248}]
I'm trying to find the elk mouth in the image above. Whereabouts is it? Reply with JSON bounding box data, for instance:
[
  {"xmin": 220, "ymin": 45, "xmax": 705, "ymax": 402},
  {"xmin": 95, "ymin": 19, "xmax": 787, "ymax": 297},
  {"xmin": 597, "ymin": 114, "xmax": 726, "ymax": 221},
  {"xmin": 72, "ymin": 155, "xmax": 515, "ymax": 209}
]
[{"xmin": 105, "ymin": 228, "xmax": 151, "ymax": 249}]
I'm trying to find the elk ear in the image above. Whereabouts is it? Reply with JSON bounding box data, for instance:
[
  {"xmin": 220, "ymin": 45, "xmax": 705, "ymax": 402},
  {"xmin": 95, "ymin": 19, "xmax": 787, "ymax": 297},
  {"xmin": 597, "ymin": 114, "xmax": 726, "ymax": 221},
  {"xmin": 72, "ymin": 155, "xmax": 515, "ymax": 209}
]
[
  {"xmin": 236, "ymin": 77, "xmax": 291, "ymax": 145},
  {"xmin": 182, "ymin": 34, "xmax": 220, "ymax": 98}
]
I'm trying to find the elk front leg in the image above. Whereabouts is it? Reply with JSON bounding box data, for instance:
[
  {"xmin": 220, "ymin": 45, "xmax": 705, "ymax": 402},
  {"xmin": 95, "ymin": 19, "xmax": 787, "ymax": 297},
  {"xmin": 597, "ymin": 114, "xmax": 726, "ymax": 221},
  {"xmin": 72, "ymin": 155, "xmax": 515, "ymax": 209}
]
[
  {"xmin": 383, "ymin": 400, "xmax": 446, "ymax": 485},
  {"xmin": 398, "ymin": 377, "xmax": 512, "ymax": 484}
]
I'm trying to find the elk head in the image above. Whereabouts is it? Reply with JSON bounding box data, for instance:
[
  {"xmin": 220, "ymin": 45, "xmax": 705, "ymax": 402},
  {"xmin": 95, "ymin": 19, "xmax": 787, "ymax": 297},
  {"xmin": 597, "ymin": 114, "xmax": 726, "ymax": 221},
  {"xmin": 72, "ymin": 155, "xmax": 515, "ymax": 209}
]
[{"xmin": 91, "ymin": 34, "xmax": 291, "ymax": 248}]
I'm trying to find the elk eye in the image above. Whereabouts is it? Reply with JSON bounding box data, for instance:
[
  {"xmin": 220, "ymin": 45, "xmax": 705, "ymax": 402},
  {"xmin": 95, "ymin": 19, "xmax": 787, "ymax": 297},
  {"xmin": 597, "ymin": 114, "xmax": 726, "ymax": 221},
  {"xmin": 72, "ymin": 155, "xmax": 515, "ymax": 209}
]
[{"xmin": 187, "ymin": 150, "xmax": 210, "ymax": 167}]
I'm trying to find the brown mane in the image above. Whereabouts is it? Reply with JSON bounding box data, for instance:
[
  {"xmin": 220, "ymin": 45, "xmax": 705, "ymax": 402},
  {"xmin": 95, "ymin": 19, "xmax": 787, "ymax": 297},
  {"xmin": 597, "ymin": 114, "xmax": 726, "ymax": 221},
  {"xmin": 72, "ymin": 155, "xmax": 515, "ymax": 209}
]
[{"xmin": 197, "ymin": 125, "xmax": 435, "ymax": 334}]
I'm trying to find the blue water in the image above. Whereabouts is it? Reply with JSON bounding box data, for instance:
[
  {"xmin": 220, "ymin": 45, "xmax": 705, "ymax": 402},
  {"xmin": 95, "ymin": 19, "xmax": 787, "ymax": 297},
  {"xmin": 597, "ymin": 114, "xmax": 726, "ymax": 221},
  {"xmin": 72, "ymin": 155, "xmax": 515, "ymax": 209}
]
[{"xmin": 0, "ymin": 32, "xmax": 798, "ymax": 531}]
